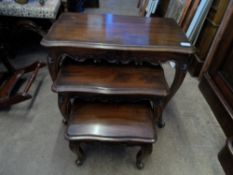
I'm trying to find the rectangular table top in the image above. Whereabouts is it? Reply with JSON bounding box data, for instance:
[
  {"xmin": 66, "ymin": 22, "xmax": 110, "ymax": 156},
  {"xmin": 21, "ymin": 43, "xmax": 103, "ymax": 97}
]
[
  {"xmin": 0, "ymin": 0, "xmax": 61, "ymax": 19},
  {"xmin": 41, "ymin": 13, "xmax": 195, "ymax": 54},
  {"xmin": 53, "ymin": 63, "xmax": 169, "ymax": 96}
]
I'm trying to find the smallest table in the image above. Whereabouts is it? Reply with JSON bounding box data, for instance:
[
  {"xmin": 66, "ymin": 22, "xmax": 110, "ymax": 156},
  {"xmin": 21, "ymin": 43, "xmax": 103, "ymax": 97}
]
[{"xmin": 67, "ymin": 101, "xmax": 156, "ymax": 169}]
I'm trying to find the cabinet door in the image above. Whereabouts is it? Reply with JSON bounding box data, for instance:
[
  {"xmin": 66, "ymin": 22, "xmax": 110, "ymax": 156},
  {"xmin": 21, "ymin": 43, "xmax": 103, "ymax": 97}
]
[
  {"xmin": 209, "ymin": 14, "xmax": 233, "ymax": 109},
  {"xmin": 213, "ymin": 43, "xmax": 233, "ymax": 109}
]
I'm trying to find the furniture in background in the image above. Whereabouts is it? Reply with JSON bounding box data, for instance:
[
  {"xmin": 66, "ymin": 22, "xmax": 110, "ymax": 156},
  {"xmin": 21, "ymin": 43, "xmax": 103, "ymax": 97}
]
[
  {"xmin": 0, "ymin": 0, "xmax": 61, "ymax": 20},
  {"xmin": 218, "ymin": 137, "xmax": 233, "ymax": 175},
  {"xmin": 199, "ymin": 0, "xmax": 233, "ymax": 137},
  {"xmin": 66, "ymin": 0, "xmax": 99, "ymax": 12},
  {"xmin": 138, "ymin": 0, "xmax": 160, "ymax": 17},
  {"xmin": 189, "ymin": 0, "xmax": 229, "ymax": 76},
  {"xmin": 67, "ymin": 0, "xmax": 86, "ymax": 12},
  {"xmin": 159, "ymin": 0, "xmax": 229, "ymax": 77},
  {"xmin": 156, "ymin": 0, "xmax": 170, "ymax": 17},
  {"xmin": 199, "ymin": 4, "xmax": 233, "ymax": 172},
  {"xmin": 0, "ymin": 0, "xmax": 61, "ymax": 108},
  {"xmin": 41, "ymin": 13, "xmax": 194, "ymax": 169},
  {"xmin": 138, "ymin": 0, "xmax": 148, "ymax": 16},
  {"xmin": 0, "ymin": 46, "xmax": 45, "ymax": 109},
  {"xmin": 180, "ymin": 0, "xmax": 200, "ymax": 32},
  {"xmin": 15, "ymin": 0, "xmax": 45, "ymax": 5}
]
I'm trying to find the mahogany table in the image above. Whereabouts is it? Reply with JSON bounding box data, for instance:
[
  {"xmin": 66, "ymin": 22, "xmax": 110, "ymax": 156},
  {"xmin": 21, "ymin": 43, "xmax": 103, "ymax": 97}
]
[{"xmin": 41, "ymin": 13, "xmax": 195, "ymax": 169}]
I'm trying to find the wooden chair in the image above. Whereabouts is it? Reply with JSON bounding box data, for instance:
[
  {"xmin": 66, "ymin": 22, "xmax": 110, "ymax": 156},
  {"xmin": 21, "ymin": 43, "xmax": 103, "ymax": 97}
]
[{"xmin": 0, "ymin": 45, "xmax": 45, "ymax": 109}]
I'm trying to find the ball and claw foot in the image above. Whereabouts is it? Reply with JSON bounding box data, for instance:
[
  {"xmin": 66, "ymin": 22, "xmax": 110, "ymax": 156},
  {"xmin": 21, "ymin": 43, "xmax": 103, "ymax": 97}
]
[
  {"xmin": 69, "ymin": 142, "xmax": 85, "ymax": 167},
  {"xmin": 75, "ymin": 145, "xmax": 85, "ymax": 167},
  {"xmin": 157, "ymin": 120, "xmax": 165, "ymax": 128}
]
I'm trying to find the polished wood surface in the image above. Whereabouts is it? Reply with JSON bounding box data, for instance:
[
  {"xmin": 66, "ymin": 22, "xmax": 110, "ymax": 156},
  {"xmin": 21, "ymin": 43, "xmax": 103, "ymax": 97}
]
[
  {"xmin": 43, "ymin": 12, "xmax": 193, "ymax": 131},
  {"xmin": 41, "ymin": 13, "xmax": 194, "ymax": 54},
  {"xmin": 53, "ymin": 64, "xmax": 169, "ymax": 96},
  {"xmin": 41, "ymin": 13, "xmax": 195, "ymax": 169},
  {"xmin": 66, "ymin": 102, "xmax": 155, "ymax": 143}
]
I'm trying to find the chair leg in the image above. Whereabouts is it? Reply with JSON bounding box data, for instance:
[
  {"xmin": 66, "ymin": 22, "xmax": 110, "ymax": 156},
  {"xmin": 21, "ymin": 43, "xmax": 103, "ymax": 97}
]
[
  {"xmin": 136, "ymin": 144, "xmax": 153, "ymax": 169},
  {"xmin": 69, "ymin": 142, "xmax": 85, "ymax": 166}
]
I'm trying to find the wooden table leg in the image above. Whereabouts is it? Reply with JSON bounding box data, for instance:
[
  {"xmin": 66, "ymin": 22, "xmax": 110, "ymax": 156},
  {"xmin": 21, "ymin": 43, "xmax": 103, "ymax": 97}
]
[
  {"xmin": 69, "ymin": 141, "xmax": 85, "ymax": 166},
  {"xmin": 156, "ymin": 61, "xmax": 188, "ymax": 128},
  {"xmin": 136, "ymin": 144, "xmax": 153, "ymax": 169}
]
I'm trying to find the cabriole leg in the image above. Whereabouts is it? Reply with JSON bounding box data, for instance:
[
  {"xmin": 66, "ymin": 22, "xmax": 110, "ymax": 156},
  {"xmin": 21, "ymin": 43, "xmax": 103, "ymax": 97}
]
[
  {"xmin": 69, "ymin": 141, "xmax": 85, "ymax": 166},
  {"xmin": 136, "ymin": 144, "xmax": 153, "ymax": 169},
  {"xmin": 58, "ymin": 93, "xmax": 71, "ymax": 125}
]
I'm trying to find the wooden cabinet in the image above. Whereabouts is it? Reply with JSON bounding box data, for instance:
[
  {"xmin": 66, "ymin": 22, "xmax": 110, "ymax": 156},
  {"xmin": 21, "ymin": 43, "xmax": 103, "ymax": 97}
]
[
  {"xmin": 199, "ymin": 0, "xmax": 233, "ymax": 137},
  {"xmin": 218, "ymin": 137, "xmax": 233, "ymax": 175},
  {"xmin": 189, "ymin": 0, "xmax": 229, "ymax": 76}
]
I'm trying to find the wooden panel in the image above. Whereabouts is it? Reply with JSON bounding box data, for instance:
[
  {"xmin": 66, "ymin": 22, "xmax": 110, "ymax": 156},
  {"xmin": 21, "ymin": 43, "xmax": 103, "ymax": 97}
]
[
  {"xmin": 66, "ymin": 102, "xmax": 155, "ymax": 143},
  {"xmin": 41, "ymin": 13, "xmax": 194, "ymax": 54},
  {"xmin": 156, "ymin": 0, "xmax": 170, "ymax": 17},
  {"xmin": 181, "ymin": 0, "xmax": 200, "ymax": 32},
  {"xmin": 218, "ymin": 137, "xmax": 233, "ymax": 175},
  {"xmin": 0, "ymin": 70, "xmax": 23, "ymax": 98},
  {"xmin": 138, "ymin": 0, "xmax": 148, "ymax": 16},
  {"xmin": 188, "ymin": 54, "xmax": 204, "ymax": 76},
  {"xmin": 189, "ymin": 0, "xmax": 229, "ymax": 76},
  {"xmin": 208, "ymin": 0, "xmax": 229, "ymax": 25},
  {"xmin": 84, "ymin": 0, "xmax": 99, "ymax": 8},
  {"xmin": 199, "ymin": 73, "xmax": 233, "ymax": 137},
  {"xmin": 195, "ymin": 0, "xmax": 229, "ymax": 61},
  {"xmin": 213, "ymin": 44, "xmax": 233, "ymax": 109},
  {"xmin": 199, "ymin": 0, "xmax": 233, "ymax": 137},
  {"xmin": 220, "ymin": 44, "xmax": 233, "ymax": 87},
  {"xmin": 195, "ymin": 19, "xmax": 218, "ymax": 61},
  {"xmin": 53, "ymin": 64, "xmax": 169, "ymax": 96},
  {"xmin": 178, "ymin": 0, "xmax": 192, "ymax": 26}
]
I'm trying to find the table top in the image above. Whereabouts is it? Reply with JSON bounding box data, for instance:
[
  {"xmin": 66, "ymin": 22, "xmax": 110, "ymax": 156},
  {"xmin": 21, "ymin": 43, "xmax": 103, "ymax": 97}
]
[
  {"xmin": 0, "ymin": 0, "xmax": 61, "ymax": 19},
  {"xmin": 66, "ymin": 102, "xmax": 155, "ymax": 143},
  {"xmin": 53, "ymin": 63, "xmax": 169, "ymax": 96},
  {"xmin": 41, "ymin": 13, "xmax": 195, "ymax": 54}
]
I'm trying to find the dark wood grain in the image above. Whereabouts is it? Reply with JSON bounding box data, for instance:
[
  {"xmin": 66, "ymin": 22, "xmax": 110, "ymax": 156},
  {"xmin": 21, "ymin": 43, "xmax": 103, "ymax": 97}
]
[
  {"xmin": 66, "ymin": 102, "xmax": 156, "ymax": 143},
  {"xmin": 189, "ymin": 0, "xmax": 229, "ymax": 77},
  {"xmin": 199, "ymin": 0, "xmax": 233, "ymax": 137},
  {"xmin": 218, "ymin": 137, "xmax": 233, "ymax": 175},
  {"xmin": 53, "ymin": 64, "xmax": 169, "ymax": 96},
  {"xmin": 41, "ymin": 13, "xmax": 195, "ymax": 169},
  {"xmin": 181, "ymin": 0, "xmax": 200, "ymax": 32},
  {"xmin": 41, "ymin": 13, "xmax": 194, "ymax": 54}
]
